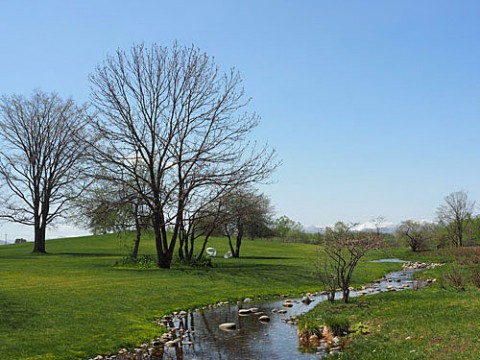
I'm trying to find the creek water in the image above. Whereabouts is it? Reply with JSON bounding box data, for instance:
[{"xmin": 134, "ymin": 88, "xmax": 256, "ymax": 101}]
[{"xmin": 158, "ymin": 259, "xmax": 423, "ymax": 360}]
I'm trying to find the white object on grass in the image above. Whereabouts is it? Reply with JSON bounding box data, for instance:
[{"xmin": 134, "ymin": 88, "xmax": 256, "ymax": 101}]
[{"xmin": 206, "ymin": 247, "xmax": 217, "ymax": 257}]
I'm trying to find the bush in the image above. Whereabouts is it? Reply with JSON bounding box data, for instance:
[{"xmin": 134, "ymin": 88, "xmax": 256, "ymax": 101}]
[
  {"xmin": 114, "ymin": 255, "xmax": 156, "ymax": 269},
  {"xmin": 176, "ymin": 256, "xmax": 215, "ymax": 268},
  {"xmin": 445, "ymin": 266, "xmax": 465, "ymax": 291},
  {"xmin": 447, "ymin": 246, "xmax": 480, "ymax": 265},
  {"xmin": 471, "ymin": 267, "xmax": 480, "ymax": 288}
]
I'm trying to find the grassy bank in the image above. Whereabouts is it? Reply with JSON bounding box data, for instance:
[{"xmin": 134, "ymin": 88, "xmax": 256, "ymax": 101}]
[
  {"xmin": 300, "ymin": 247, "xmax": 480, "ymax": 359},
  {"xmin": 0, "ymin": 233, "xmax": 400, "ymax": 359}
]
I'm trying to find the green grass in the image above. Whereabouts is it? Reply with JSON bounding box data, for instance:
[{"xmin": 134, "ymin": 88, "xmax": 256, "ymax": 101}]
[
  {"xmin": 0, "ymin": 232, "xmax": 401, "ymax": 359},
  {"xmin": 300, "ymin": 247, "xmax": 480, "ymax": 359}
]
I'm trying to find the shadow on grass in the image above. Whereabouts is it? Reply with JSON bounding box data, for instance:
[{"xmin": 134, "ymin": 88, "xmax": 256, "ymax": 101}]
[
  {"xmin": 0, "ymin": 251, "xmax": 125, "ymax": 259},
  {"xmin": 217, "ymin": 263, "xmax": 284, "ymax": 269},
  {"xmin": 53, "ymin": 252, "xmax": 125, "ymax": 257},
  {"xmin": 0, "ymin": 293, "xmax": 38, "ymax": 331},
  {"xmin": 237, "ymin": 255, "xmax": 296, "ymax": 260}
]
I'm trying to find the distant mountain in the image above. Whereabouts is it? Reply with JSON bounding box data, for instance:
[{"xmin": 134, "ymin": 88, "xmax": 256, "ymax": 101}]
[
  {"xmin": 303, "ymin": 225, "xmax": 326, "ymax": 234},
  {"xmin": 303, "ymin": 222, "xmax": 398, "ymax": 234},
  {"xmin": 351, "ymin": 221, "xmax": 397, "ymax": 234}
]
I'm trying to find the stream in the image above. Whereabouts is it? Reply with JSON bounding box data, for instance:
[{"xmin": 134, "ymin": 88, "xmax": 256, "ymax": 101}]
[{"xmin": 151, "ymin": 259, "xmax": 426, "ymax": 360}]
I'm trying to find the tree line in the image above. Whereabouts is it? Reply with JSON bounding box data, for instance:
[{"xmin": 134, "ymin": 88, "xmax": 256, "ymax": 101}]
[{"xmin": 396, "ymin": 190, "xmax": 478, "ymax": 251}]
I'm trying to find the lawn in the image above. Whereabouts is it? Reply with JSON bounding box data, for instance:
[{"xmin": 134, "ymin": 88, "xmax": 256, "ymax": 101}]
[{"xmin": 0, "ymin": 233, "xmax": 401, "ymax": 359}]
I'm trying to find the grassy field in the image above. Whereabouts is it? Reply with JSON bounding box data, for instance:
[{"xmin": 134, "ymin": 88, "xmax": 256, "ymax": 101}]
[
  {"xmin": 299, "ymin": 247, "xmax": 480, "ymax": 359},
  {"xmin": 0, "ymin": 233, "xmax": 402, "ymax": 359}
]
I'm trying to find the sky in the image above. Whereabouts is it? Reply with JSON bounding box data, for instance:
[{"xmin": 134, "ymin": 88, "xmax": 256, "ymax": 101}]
[{"xmin": 1, "ymin": 0, "xmax": 480, "ymax": 239}]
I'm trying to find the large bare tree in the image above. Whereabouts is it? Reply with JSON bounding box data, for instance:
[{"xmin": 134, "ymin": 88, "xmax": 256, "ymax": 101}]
[
  {"xmin": 89, "ymin": 43, "xmax": 277, "ymax": 268},
  {"xmin": 0, "ymin": 90, "xmax": 90, "ymax": 253},
  {"xmin": 437, "ymin": 191, "xmax": 474, "ymax": 247}
]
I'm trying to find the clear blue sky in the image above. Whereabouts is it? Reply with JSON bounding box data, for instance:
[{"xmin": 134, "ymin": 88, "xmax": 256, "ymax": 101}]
[{"xmin": 1, "ymin": 0, "xmax": 480, "ymax": 234}]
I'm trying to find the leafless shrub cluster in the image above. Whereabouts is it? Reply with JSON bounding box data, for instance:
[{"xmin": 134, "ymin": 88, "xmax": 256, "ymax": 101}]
[
  {"xmin": 315, "ymin": 222, "xmax": 383, "ymax": 303},
  {"xmin": 445, "ymin": 266, "xmax": 465, "ymax": 291}
]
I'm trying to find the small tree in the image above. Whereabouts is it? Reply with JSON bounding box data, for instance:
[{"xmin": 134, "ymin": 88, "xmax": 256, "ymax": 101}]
[
  {"xmin": 76, "ymin": 179, "xmax": 151, "ymax": 259},
  {"xmin": 372, "ymin": 215, "xmax": 387, "ymax": 237},
  {"xmin": 396, "ymin": 220, "xmax": 433, "ymax": 252},
  {"xmin": 437, "ymin": 191, "xmax": 475, "ymax": 247},
  {"xmin": 221, "ymin": 191, "xmax": 272, "ymax": 258},
  {"xmin": 320, "ymin": 222, "xmax": 381, "ymax": 303},
  {"xmin": 273, "ymin": 215, "xmax": 304, "ymax": 240}
]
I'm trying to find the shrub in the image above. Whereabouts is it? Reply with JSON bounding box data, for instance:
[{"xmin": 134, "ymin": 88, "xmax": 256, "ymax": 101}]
[
  {"xmin": 445, "ymin": 266, "xmax": 465, "ymax": 291},
  {"xmin": 350, "ymin": 321, "xmax": 370, "ymax": 335},
  {"xmin": 471, "ymin": 267, "xmax": 480, "ymax": 288},
  {"xmin": 323, "ymin": 313, "xmax": 350, "ymax": 336},
  {"xmin": 114, "ymin": 255, "xmax": 156, "ymax": 269},
  {"xmin": 446, "ymin": 246, "xmax": 480, "ymax": 265},
  {"xmin": 176, "ymin": 256, "xmax": 215, "ymax": 268}
]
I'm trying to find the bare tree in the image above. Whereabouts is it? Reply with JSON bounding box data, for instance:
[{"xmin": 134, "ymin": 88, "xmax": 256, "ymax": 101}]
[
  {"xmin": 320, "ymin": 222, "xmax": 381, "ymax": 303},
  {"xmin": 313, "ymin": 254, "xmax": 338, "ymax": 303},
  {"xmin": 372, "ymin": 215, "xmax": 387, "ymax": 237},
  {"xmin": 396, "ymin": 220, "xmax": 432, "ymax": 252},
  {"xmin": 0, "ymin": 90, "xmax": 90, "ymax": 253},
  {"xmin": 88, "ymin": 43, "xmax": 277, "ymax": 268},
  {"xmin": 437, "ymin": 191, "xmax": 475, "ymax": 247}
]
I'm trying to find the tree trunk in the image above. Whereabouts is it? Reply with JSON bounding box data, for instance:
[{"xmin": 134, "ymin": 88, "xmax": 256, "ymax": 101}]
[
  {"xmin": 187, "ymin": 231, "xmax": 195, "ymax": 261},
  {"xmin": 32, "ymin": 209, "xmax": 47, "ymax": 253},
  {"xmin": 153, "ymin": 210, "xmax": 171, "ymax": 269},
  {"xmin": 233, "ymin": 225, "xmax": 243, "ymax": 258},
  {"xmin": 227, "ymin": 235, "xmax": 236, "ymax": 257},
  {"xmin": 197, "ymin": 237, "xmax": 209, "ymax": 260},
  {"xmin": 157, "ymin": 252, "xmax": 171, "ymax": 268},
  {"xmin": 342, "ymin": 288, "xmax": 350, "ymax": 303},
  {"xmin": 197, "ymin": 229, "xmax": 215, "ymax": 260},
  {"xmin": 32, "ymin": 225, "xmax": 46, "ymax": 253},
  {"xmin": 458, "ymin": 221, "xmax": 463, "ymax": 247},
  {"xmin": 177, "ymin": 230, "xmax": 185, "ymax": 260},
  {"xmin": 327, "ymin": 290, "xmax": 336, "ymax": 303},
  {"xmin": 131, "ymin": 217, "xmax": 141, "ymax": 259}
]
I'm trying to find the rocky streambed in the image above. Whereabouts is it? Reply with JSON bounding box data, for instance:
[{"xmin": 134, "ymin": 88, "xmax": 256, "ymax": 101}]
[{"xmin": 89, "ymin": 260, "xmax": 442, "ymax": 360}]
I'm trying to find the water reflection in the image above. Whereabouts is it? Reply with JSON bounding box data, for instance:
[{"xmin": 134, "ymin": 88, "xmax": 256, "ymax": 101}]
[{"xmin": 163, "ymin": 298, "xmax": 323, "ymax": 360}]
